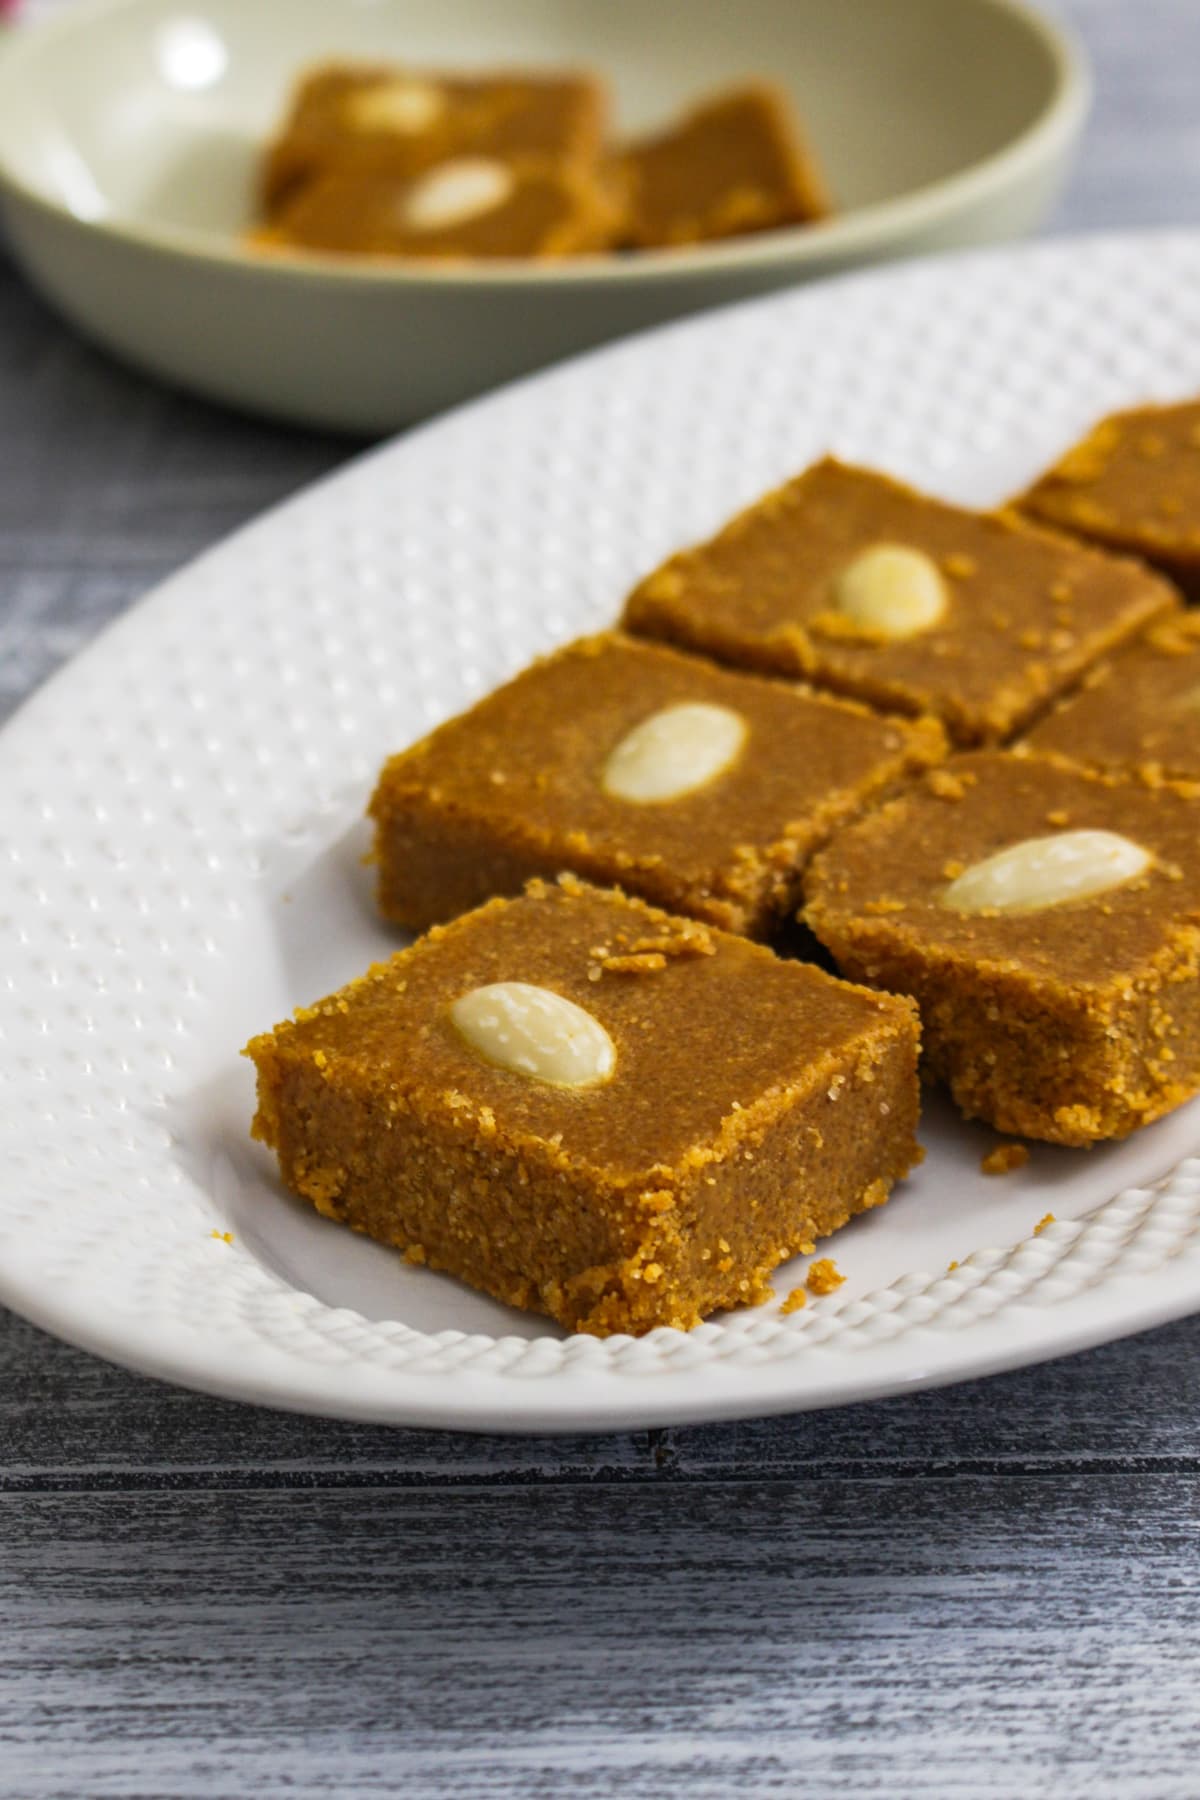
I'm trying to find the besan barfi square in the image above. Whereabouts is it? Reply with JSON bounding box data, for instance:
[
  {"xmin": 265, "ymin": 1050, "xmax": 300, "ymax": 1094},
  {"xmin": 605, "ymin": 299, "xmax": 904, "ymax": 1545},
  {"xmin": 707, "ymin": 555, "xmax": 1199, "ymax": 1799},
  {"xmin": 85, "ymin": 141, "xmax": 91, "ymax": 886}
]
[
  {"xmin": 245, "ymin": 878, "xmax": 922, "ymax": 1336},
  {"xmin": 1019, "ymin": 399, "xmax": 1200, "ymax": 599},
  {"xmin": 1023, "ymin": 613, "xmax": 1200, "ymax": 780},
  {"xmin": 623, "ymin": 457, "xmax": 1178, "ymax": 745},
  {"xmin": 368, "ymin": 631, "xmax": 943, "ymax": 938},
  {"xmin": 262, "ymin": 63, "xmax": 609, "ymax": 210},
  {"xmin": 805, "ymin": 751, "xmax": 1200, "ymax": 1146},
  {"xmin": 611, "ymin": 83, "xmax": 829, "ymax": 249}
]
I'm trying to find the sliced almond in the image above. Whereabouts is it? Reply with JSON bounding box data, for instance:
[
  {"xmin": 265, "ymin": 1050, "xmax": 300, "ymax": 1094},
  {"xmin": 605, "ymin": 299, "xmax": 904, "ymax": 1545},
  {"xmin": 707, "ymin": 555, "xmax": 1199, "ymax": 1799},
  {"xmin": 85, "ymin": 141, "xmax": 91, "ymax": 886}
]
[
  {"xmin": 832, "ymin": 543, "xmax": 947, "ymax": 640},
  {"xmin": 942, "ymin": 829, "xmax": 1151, "ymax": 915},
  {"xmin": 345, "ymin": 79, "xmax": 446, "ymax": 136},
  {"xmin": 601, "ymin": 703, "xmax": 746, "ymax": 804},
  {"xmin": 450, "ymin": 982, "xmax": 616, "ymax": 1088},
  {"xmin": 403, "ymin": 158, "xmax": 514, "ymax": 231}
]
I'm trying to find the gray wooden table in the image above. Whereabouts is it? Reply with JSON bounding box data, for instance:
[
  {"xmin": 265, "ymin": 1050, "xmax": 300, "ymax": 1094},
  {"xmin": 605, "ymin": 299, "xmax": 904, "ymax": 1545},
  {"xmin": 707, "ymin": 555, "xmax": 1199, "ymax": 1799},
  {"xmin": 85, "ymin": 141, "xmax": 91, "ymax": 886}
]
[{"xmin": 4, "ymin": 4, "xmax": 1200, "ymax": 1795}]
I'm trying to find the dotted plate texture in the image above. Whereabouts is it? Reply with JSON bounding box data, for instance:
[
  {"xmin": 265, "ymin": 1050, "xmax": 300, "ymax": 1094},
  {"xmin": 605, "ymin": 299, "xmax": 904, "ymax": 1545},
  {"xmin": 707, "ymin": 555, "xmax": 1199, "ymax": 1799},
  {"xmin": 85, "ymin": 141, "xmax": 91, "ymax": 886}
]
[{"xmin": 6, "ymin": 233, "xmax": 1200, "ymax": 1434}]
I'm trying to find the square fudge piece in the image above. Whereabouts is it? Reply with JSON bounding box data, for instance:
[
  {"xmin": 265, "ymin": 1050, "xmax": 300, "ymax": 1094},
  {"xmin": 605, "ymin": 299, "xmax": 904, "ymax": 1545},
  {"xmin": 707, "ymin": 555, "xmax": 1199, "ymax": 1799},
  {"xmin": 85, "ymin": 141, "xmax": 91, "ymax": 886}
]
[
  {"xmin": 1024, "ymin": 613, "xmax": 1200, "ymax": 780},
  {"xmin": 623, "ymin": 458, "xmax": 1178, "ymax": 745},
  {"xmin": 245, "ymin": 878, "xmax": 922, "ymax": 1336},
  {"xmin": 262, "ymin": 62, "xmax": 608, "ymax": 212},
  {"xmin": 804, "ymin": 751, "xmax": 1200, "ymax": 1145},
  {"xmin": 368, "ymin": 632, "xmax": 944, "ymax": 937},
  {"xmin": 611, "ymin": 84, "xmax": 829, "ymax": 249},
  {"xmin": 1018, "ymin": 400, "xmax": 1200, "ymax": 598},
  {"xmin": 263, "ymin": 161, "xmax": 617, "ymax": 260}
]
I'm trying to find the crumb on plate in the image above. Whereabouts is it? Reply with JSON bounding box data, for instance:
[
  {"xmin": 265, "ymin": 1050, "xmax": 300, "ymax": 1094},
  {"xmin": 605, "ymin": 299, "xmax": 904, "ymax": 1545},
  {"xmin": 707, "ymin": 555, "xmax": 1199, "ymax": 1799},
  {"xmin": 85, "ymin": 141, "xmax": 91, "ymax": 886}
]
[
  {"xmin": 981, "ymin": 1142, "xmax": 1030, "ymax": 1176},
  {"xmin": 806, "ymin": 1256, "xmax": 844, "ymax": 1296}
]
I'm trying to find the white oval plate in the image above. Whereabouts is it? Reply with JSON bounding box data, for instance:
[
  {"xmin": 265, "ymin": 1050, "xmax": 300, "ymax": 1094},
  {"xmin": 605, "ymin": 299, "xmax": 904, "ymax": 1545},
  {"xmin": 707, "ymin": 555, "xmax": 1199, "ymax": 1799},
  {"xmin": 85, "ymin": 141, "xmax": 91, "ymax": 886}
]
[{"xmin": 6, "ymin": 233, "xmax": 1200, "ymax": 1434}]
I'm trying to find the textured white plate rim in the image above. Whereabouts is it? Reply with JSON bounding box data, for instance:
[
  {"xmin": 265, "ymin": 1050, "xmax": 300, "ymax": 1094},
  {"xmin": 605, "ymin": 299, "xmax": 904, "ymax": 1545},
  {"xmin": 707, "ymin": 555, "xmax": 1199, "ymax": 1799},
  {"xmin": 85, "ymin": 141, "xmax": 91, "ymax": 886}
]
[
  {"xmin": 0, "ymin": 0, "xmax": 1089, "ymax": 287},
  {"xmin": 5, "ymin": 227, "xmax": 1200, "ymax": 1435},
  {"xmin": 4, "ymin": 1212, "xmax": 1200, "ymax": 1435}
]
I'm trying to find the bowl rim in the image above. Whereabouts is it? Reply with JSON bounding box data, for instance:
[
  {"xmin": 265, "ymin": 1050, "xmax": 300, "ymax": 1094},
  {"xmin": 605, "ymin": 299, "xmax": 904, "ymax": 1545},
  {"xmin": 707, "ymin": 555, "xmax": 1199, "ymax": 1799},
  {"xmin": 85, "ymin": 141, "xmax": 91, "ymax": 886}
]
[{"xmin": 0, "ymin": 0, "xmax": 1091, "ymax": 290}]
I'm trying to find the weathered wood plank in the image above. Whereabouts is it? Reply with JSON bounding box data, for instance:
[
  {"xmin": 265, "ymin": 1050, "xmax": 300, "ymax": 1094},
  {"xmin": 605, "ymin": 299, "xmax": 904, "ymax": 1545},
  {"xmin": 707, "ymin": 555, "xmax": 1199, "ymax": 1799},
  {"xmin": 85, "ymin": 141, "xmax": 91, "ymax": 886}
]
[
  {"xmin": 3, "ymin": 1305, "xmax": 1199, "ymax": 1484},
  {"xmin": 1042, "ymin": 0, "xmax": 1200, "ymax": 232},
  {"xmin": 0, "ymin": 272, "xmax": 347, "ymax": 728},
  {"xmin": 1, "ymin": 1479, "xmax": 1198, "ymax": 1798}
]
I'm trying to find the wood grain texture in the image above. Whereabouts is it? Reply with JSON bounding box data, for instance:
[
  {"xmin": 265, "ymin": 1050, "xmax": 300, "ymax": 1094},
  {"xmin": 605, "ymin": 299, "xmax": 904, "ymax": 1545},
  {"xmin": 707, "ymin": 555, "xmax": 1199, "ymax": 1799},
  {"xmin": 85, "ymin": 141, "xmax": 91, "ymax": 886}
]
[
  {"xmin": 3, "ymin": 1476, "xmax": 1200, "ymax": 1799},
  {"xmin": 1045, "ymin": 0, "xmax": 1200, "ymax": 231},
  {"xmin": 3, "ymin": 2, "xmax": 1200, "ymax": 1792},
  {"xmin": 0, "ymin": 251, "xmax": 347, "ymax": 730},
  {"xmin": 5, "ymin": 1306, "xmax": 1200, "ymax": 1486}
]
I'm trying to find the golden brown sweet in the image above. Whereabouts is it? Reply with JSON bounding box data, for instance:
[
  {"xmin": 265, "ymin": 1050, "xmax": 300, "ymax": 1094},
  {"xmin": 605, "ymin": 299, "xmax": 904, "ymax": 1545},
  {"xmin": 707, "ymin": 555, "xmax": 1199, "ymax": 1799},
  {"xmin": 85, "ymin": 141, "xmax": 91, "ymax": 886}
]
[
  {"xmin": 1023, "ymin": 612, "xmax": 1200, "ymax": 779},
  {"xmin": 245, "ymin": 877, "xmax": 923, "ymax": 1336},
  {"xmin": 623, "ymin": 458, "xmax": 1179, "ymax": 745},
  {"xmin": 611, "ymin": 84, "xmax": 830, "ymax": 249},
  {"xmin": 1018, "ymin": 400, "xmax": 1200, "ymax": 597},
  {"xmin": 262, "ymin": 63, "xmax": 609, "ymax": 212},
  {"xmin": 804, "ymin": 751, "xmax": 1200, "ymax": 1145},
  {"xmin": 261, "ymin": 157, "xmax": 617, "ymax": 260},
  {"xmin": 805, "ymin": 1258, "xmax": 844, "ymax": 1295},
  {"xmin": 368, "ymin": 632, "xmax": 945, "ymax": 937}
]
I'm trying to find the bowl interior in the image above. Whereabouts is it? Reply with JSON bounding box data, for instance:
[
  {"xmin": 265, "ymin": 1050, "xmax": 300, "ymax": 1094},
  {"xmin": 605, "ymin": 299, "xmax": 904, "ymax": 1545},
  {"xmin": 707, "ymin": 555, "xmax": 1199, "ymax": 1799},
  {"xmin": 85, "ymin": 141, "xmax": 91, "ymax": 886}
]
[{"xmin": 0, "ymin": 0, "xmax": 1067, "ymax": 244}]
